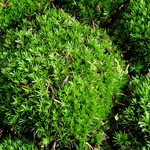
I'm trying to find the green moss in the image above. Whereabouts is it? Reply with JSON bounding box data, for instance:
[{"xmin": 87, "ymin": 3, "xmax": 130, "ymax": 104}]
[
  {"xmin": 0, "ymin": 9, "xmax": 126, "ymax": 149},
  {"xmin": 0, "ymin": 135, "xmax": 38, "ymax": 150},
  {"xmin": 112, "ymin": 76, "xmax": 150, "ymax": 149},
  {"xmin": 53, "ymin": 0, "xmax": 125, "ymax": 26},
  {"xmin": 0, "ymin": 0, "xmax": 49, "ymax": 29},
  {"xmin": 111, "ymin": 0, "xmax": 150, "ymax": 71}
]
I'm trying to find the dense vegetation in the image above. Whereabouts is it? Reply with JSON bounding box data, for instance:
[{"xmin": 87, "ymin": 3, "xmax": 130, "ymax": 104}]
[
  {"xmin": 110, "ymin": 0, "xmax": 150, "ymax": 73},
  {"xmin": 0, "ymin": 135, "xmax": 38, "ymax": 150},
  {"xmin": 0, "ymin": 0, "xmax": 149, "ymax": 149},
  {"xmin": 105, "ymin": 76, "xmax": 150, "ymax": 149},
  {"xmin": 53, "ymin": 0, "xmax": 126, "ymax": 26}
]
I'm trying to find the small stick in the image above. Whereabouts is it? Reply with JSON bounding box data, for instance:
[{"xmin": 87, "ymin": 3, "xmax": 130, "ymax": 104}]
[
  {"xmin": 0, "ymin": 129, "xmax": 3, "ymax": 138},
  {"xmin": 54, "ymin": 99, "xmax": 61, "ymax": 104},
  {"xmin": 15, "ymin": 40, "xmax": 24, "ymax": 45},
  {"xmin": 113, "ymin": 101, "xmax": 126, "ymax": 107},
  {"xmin": 92, "ymin": 116, "xmax": 100, "ymax": 120},
  {"xmin": 119, "ymin": 4, "xmax": 125, "ymax": 10},
  {"xmin": 48, "ymin": 83, "xmax": 62, "ymax": 104},
  {"xmin": 16, "ymin": 84, "xmax": 28, "ymax": 89},
  {"xmin": 116, "ymin": 93, "xmax": 126, "ymax": 96},
  {"xmin": 51, "ymin": 2, "xmax": 56, "ymax": 9},
  {"xmin": 53, "ymin": 142, "xmax": 56, "ymax": 150},
  {"xmin": 96, "ymin": 4, "xmax": 101, "ymax": 12},
  {"xmin": 92, "ymin": 20, "xmax": 95, "ymax": 29},
  {"xmin": 60, "ymin": 76, "xmax": 69, "ymax": 87},
  {"xmin": 85, "ymin": 142, "xmax": 94, "ymax": 150},
  {"xmin": 49, "ymin": 84, "xmax": 59, "ymax": 99},
  {"xmin": 42, "ymin": 2, "xmax": 50, "ymax": 14}
]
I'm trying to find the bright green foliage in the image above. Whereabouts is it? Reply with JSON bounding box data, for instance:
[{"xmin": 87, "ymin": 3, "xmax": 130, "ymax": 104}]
[
  {"xmin": 112, "ymin": 0, "xmax": 150, "ymax": 71},
  {"xmin": 0, "ymin": 8, "xmax": 126, "ymax": 149},
  {"xmin": 0, "ymin": 135, "xmax": 38, "ymax": 150},
  {"xmin": 53, "ymin": 0, "xmax": 125, "ymax": 26},
  {"xmin": 0, "ymin": 0, "xmax": 49, "ymax": 29},
  {"xmin": 112, "ymin": 76, "xmax": 150, "ymax": 149}
]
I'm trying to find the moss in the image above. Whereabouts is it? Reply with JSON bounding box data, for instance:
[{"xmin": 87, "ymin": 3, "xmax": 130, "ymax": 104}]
[
  {"xmin": 110, "ymin": 76, "xmax": 150, "ymax": 149},
  {"xmin": 0, "ymin": 135, "xmax": 38, "ymax": 150},
  {"xmin": 0, "ymin": 0, "xmax": 49, "ymax": 29},
  {"xmin": 53, "ymin": 0, "xmax": 125, "ymax": 26},
  {"xmin": 111, "ymin": 0, "xmax": 150, "ymax": 72},
  {"xmin": 0, "ymin": 8, "xmax": 126, "ymax": 149}
]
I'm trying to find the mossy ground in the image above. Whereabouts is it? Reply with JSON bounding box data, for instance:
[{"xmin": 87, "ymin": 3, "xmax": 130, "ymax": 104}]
[{"xmin": 0, "ymin": 0, "xmax": 150, "ymax": 149}]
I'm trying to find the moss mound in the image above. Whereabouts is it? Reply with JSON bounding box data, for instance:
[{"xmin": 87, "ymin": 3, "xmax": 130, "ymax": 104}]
[
  {"xmin": 0, "ymin": 135, "xmax": 38, "ymax": 150},
  {"xmin": 0, "ymin": 8, "xmax": 126, "ymax": 149},
  {"xmin": 111, "ymin": 0, "xmax": 150, "ymax": 72},
  {"xmin": 0, "ymin": 0, "xmax": 49, "ymax": 29},
  {"xmin": 53, "ymin": 0, "xmax": 125, "ymax": 26},
  {"xmin": 112, "ymin": 76, "xmax": 150, "ymax": 149}
]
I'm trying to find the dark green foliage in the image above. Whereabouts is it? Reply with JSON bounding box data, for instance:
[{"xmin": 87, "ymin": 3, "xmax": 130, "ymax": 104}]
[
  {"xmin": 53, "ymin": 0, "xmax": 125, "ymax": 26},
  {"xmin": 0, "ymin": 8, "xmax": 126, "ymax": 149},
  {"xmin": 0, "ymin": 135, "xmax": 39, "ymax": 150},
  {"xmin": 111, "ymin": 0, "xmax": 150, "ymax": 72},
  {"xmin": 111, "ymin": 76, "xmax": 150, "ymax": 149}
]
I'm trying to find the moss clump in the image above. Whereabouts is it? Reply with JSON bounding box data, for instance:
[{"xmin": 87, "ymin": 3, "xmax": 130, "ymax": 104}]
[
  {"xmin": 111, "ymin": 0, "xmax": 150, "ymax": 72},
  {"xmin": 53, "ymin": 0, "xmax": 125, "ymax": 26},
  {"xmin": 0, "ymin": 8, "xmax": 126, "ymax": 149},
  {"xmin": 111, "ymin": 76, "xmax": 150, "ymax": 149},
  {"xmin": 0, "ymin": 135, "xmax": 38, "ymax": 150},
  {"xmin": 0, "ymin": 0, "xmax": 49, "ymax": 29}
]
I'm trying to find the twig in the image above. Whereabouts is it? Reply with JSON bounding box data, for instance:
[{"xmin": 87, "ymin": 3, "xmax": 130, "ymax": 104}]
[
  {"xmin": 47, "ymin": 83, "xmax": 61, "ymax": 104},
  {"xmin": 53, "ymin": 142, "xmax": 56, "ymax": 150},
  {"xmin": 100, "ymin": 121, "xmax": 108, "ymax": 125},
  {"xmin": 51, "ymin": 2, "xmax": 56, "ymax": 9},
  {"xmin": 92, "ymin": 116, "xmax": 100, "ymax": 120},
  {"xmin": 49, "ymin": 84, "xmax": 59, "ymax": 99},
  {"xmin": 85, "ymin": 142, "xmax": 94, "ymax": 150},
  {"xmin": 102, "ymin": 136, "xmax": 109, "ymax": 141},
  {"xmin": 15, "ymin": 40, "xmax": 24, "ymax": 45},
  {"xmin": 54, "ymin": 99, "xmax": 62, "ymax": 104},
  {"xmin": 96, "ymin": 4, "xmax": 101, "ymax": 12},
  {"xmin": 113, "ymin": 101, "xmax": 126, "ymax": 107},
  {"xmin": 60, "ymin": 76, "xmax": 69, "ymax": 87},
  {"xmin": 119, "ymin": 4, "xmax": 125, "ymax": 10},
  {"xmin": 16, "ymin": 84, "xmax": 28, "ymax": 89},
  {"xmin": 42, "ymin": 2, "xmax": 50, "ymax": 14},
  {"xmin": 116, "ymin": 93, "xmax": 126, "ymax": 96},
  {"xmin": 0, "ymin": 129, "xmax": 3, "ymax": 138}
]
